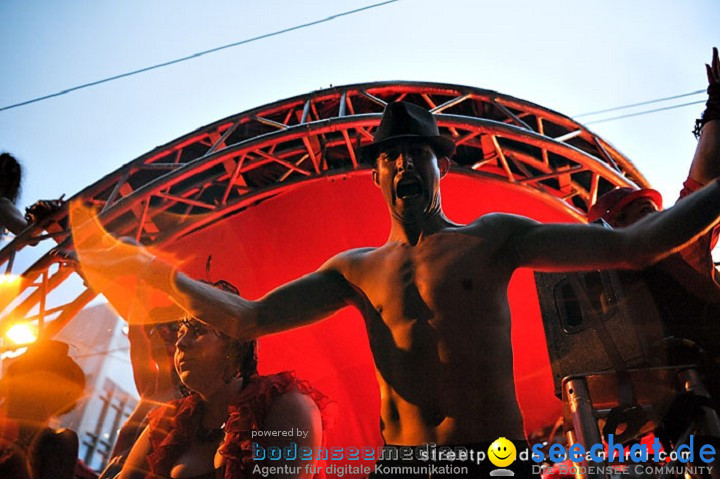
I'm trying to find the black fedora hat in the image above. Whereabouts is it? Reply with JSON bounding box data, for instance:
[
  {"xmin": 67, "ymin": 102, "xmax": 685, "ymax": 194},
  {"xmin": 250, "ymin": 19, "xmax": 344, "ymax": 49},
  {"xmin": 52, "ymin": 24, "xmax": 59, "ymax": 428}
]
[{"xmin": 359, "ymin": 101, "xmax": 456, "ymax": 163}]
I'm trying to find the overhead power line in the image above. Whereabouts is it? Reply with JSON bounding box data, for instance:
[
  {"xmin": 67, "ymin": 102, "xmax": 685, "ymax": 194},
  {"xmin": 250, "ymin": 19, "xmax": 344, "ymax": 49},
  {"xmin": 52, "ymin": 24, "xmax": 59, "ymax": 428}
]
[
  {"xmin": 0, "ymin": 0, "xmax": 401, "ymax": 113},
  {"xmin": 574, "ymin": 89, "xmax": 705, "ymax": 118},
  {"xmin": 583, "ymin": 100, "xmax": 705, "ymax": 125}
]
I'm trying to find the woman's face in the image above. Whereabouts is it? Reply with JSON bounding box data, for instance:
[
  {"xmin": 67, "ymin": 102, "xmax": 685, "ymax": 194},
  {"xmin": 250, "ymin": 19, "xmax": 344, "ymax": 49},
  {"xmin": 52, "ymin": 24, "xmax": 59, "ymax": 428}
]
[{"xmin": 174, "ymin": 319, "xmax": 232, "ymax": 394}]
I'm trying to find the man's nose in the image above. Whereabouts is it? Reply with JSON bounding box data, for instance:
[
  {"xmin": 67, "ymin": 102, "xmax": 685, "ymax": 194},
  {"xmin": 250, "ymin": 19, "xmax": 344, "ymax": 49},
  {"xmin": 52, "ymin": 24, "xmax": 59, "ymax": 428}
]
[
  {"xmin": 396, "ymin": 152, "xmax": 414, "ymax": 171},
  {"xmin": 175, "ymin": 331, "xmax": 189, "ymax": 350}
]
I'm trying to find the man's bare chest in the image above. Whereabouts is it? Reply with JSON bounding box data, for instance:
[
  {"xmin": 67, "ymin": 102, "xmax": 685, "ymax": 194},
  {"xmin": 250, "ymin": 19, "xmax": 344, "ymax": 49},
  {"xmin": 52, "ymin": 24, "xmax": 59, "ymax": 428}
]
[{"xmin": 350, "ymin": 233, "xmax": 510, "ymax": 320}]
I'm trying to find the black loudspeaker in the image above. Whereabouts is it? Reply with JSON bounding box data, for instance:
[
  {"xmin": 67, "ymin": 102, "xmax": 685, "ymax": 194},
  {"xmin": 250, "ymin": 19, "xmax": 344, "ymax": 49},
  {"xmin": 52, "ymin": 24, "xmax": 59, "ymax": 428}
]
[{"xmin": 534, "ymin": 269, "xmax": 666, "ymax": 397}]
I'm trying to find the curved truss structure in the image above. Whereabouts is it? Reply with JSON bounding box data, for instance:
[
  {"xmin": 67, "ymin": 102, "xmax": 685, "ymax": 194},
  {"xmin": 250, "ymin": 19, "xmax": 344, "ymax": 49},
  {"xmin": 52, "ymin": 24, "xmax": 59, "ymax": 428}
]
[{"xmin": 0, "ymin": 81, "xmax": 650, "ymax": 347}]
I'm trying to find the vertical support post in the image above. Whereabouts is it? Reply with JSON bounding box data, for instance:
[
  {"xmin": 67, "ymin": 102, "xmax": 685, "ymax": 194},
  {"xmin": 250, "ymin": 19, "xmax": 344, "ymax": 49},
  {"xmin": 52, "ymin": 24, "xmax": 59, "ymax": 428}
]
[
  {"xmin": 679, "ymin": 368, "xmax": 720, "ymax": 479},
  {"xmin": 38, "ymin": 270, "xmax": 48, "ymax": 336},
  {"xmin": 565, "ymin": 378, "xmax": 607, "ymax": 479}
]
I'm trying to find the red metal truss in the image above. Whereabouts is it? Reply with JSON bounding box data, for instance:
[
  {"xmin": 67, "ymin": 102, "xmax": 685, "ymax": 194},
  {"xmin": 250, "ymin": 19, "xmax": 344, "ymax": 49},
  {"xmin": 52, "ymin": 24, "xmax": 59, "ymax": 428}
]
[{"xmin": 0, "ymin": 81, "xmax": 650, "ymax": 344}]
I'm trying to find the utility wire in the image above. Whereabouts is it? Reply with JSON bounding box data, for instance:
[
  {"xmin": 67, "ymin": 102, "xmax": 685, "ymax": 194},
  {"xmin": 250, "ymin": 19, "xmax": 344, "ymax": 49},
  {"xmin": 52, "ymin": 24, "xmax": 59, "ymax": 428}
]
[
  {"xmin": 583, "ymin": 100, "xmax": 705, "ymax": 125},
  {"xmin": 0, "ymin": 0, "xmax": 401, "ymax": 113},
  {"xmin": 574, "ymin": 89, "xmax": 705, "ymax": 117}
]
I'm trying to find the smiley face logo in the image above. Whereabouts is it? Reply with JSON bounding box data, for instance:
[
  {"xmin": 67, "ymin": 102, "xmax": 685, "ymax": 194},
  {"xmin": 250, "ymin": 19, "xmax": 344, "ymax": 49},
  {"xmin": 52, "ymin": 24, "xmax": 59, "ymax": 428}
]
[{"xmin": 488, "ymin": 437, "xmax": 517, "ymax": 468}]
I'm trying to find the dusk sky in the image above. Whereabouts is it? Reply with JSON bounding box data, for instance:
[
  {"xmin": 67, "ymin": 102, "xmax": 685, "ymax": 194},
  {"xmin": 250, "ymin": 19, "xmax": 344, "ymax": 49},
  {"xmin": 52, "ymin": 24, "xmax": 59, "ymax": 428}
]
[{"xmin": 1, "ymin": 0, "xmax": 718, "ymax": 243}]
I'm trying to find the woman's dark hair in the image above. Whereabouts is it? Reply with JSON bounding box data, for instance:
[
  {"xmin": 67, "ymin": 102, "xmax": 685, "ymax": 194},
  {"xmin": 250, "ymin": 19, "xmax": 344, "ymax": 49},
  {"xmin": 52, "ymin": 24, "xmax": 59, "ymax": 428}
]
[
  {"xmin": 198, "ymin": 279, "xmax": 258, "ymax": 378},
  {"xmin": 0, "ymin": 152, "xmax": 22, "ymax": 203}
]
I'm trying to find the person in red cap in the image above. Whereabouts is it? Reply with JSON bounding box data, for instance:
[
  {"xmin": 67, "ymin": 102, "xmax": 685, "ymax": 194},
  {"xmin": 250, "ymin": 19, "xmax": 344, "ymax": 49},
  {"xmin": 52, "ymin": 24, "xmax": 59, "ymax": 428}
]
[
  {"xmin": 589, "ymin": 47, "xmax": 720, "ymax": 282},
  {"xmin": 586, "ymin": 49, "xmax": 720, "ymax": 416},
  {"xmin": 75, "ymin": 53, "xmax": 720, "ymax": 477}
]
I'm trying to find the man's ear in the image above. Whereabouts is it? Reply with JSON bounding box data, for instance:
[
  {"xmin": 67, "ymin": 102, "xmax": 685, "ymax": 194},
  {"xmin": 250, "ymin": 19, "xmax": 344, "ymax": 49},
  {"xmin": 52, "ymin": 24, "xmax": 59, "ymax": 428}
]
[
  {"xmin": 438, "ymin": 156, "xmax": 450, "ymax": 178},
  {"xmin": 372, "ymin": 168, "xmax": 380, "ymax": 187}
]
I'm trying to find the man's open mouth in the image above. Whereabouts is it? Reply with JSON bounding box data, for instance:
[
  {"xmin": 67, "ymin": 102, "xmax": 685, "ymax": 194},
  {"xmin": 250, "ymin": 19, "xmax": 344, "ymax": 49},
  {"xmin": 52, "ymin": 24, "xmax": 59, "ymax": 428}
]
[{"xmin": 396, "ymin": 177, "xmax": 422, "ymax": 199}]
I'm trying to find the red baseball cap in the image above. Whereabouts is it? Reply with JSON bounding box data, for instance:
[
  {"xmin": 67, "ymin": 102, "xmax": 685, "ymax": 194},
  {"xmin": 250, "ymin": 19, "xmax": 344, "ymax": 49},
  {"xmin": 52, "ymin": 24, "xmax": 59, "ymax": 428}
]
[{"xmin": 587, "ymin": 187, "xmax": 663, "ymax": 223}]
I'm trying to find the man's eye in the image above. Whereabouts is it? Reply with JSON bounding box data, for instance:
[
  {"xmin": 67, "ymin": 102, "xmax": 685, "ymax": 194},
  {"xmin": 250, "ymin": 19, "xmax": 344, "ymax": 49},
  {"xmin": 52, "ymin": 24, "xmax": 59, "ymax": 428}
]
[
  {"xmin": 410, "ymin": 147, "xmax": 429, "ymax": 158},
  {"xmin": 382, "ymin": 149, "xmax": 400, "ymax": 160}
]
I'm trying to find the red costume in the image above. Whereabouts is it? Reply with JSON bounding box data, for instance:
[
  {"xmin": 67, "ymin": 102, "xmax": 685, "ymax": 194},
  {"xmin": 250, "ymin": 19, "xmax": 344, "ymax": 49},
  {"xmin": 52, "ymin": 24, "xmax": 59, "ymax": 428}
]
[{"xmin": 145, "ymin": 372, "xmax": 331, "ymax": 479}]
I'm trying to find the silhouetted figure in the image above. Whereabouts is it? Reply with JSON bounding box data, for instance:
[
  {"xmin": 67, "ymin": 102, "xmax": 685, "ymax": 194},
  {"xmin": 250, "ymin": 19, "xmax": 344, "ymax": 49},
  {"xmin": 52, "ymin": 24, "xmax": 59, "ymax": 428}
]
[
  {"xmin": 0, "ymin": 340, "xmax": 86, "ymax": 479},
  {"xmin": 0, "ymin": 152, "xmax": 28, "ymax": 237}
]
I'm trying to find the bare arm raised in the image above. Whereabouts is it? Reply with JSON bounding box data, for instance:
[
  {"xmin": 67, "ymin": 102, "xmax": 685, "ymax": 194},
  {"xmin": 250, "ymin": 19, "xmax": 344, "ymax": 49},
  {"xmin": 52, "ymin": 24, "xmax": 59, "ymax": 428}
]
[
  {"xmin": 689, "ymin": 47, "xmax": 720, "ymax": 185},
  {"xmin": 496, "ymin": 179, "xmax": 720, "ymax": 272},
  {"xmin": 171, "ymin": 258, "xmax": 360, "ymax": 340},
  {"xmin": 70, "ymin": 202, "xmax": 362, "ymax": 341}
]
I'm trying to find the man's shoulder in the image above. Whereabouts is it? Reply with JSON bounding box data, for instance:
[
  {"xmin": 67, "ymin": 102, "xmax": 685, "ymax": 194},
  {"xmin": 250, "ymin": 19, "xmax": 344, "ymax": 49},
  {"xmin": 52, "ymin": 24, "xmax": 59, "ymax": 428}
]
[
  {"xmin": 464, "ymin": 212, "xmax": 537, "ymax": 235},
  {"xmin": 319, "ymin": 247, "xmax": 378, "ymax": 272}
]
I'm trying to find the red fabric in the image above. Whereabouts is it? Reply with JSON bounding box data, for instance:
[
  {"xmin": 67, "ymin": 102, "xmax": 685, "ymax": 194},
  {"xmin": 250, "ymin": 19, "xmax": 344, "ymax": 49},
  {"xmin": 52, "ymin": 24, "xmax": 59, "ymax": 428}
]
[
  {"xmin": 73, "ymin": 459, "xmax": 99, "ymax": 479},
  {"xmin": 145, "ymin": 372, "xmax": 332, "ymax": 479}
]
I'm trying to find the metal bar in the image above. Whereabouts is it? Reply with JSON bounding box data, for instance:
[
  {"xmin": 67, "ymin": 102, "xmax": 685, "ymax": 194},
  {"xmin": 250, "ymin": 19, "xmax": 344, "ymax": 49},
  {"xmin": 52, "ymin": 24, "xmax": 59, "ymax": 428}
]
[
  {"xmin": 38, "ymin": 271, "xmax": 48, "ymax": 334},
  {"xmin": 421, "ymin": 93, "xmax": 437, "ymax": 110},
  {"xmin": 491, "ymin": 135, "xmax": 515, "ymax": 182},
  {"xmin": 537, "ymin": 118, "xmax": 550, "ymax": 167},
  {"xmin": 505, "ymin": 153, "xmax": 536, "ymax": 181},
  {"xmin": 135, "ymin": 199, "xmax": 151, "ymax": 242},
  {"xmin": 154, "ymin": 192, "xmax": 216, "ymax": 210},
  {"xmin": 592, "ymin": 137, "xmax": 621, "ymax": 173},
  {"xmin": 0, "ymin": 260, "xmax": 73, "ymax": 325},
  {"xmin": 554, "ymin": 129, "xmax": 583, "ymax": 143},
  {"xmin": 221, "ymin": 154, "xmax": 248, "ymax": 205},
  {"xmin": 278, "ymin": 154, "xmax": 310, "ymax": 182},
  {"xmin": 564, "ymin": 378, "xmax": 605, "ymax": 479},
  {"xmin": 345, "ymin": 94, "xmax": 356, "ymax": 115},
  {"xmin": 310, "ymin": 102, "xmax": 321, "ymax": 123},
  {"xmin": 19, "ymin": 301, "xmax": 80, "ymax": 321},
  {"xmin": 208, "ymin": 120, "xmax": 241, "ymax": 154},
  {"xmin": 342, "ymin": 130, "xmax": 358, "ymax": 168},
  {"xmin": 282, "ymin": 108, "xmax": 294, "ymax": 126},
  {"xmin": 301, "ymin": 137, "xmax": 321, "ymax": 174},
  {"xmin": 354, "ymin": 126, "xmax": 375, "ymax": 142},
  {"xmin": 101, "ymin": 169, "xmax": 132, "ymax": 213},
  {"xmin": 41, "ymin": 289, "xmax": 97, "ymax": 338},
  {"xmin": 493, "ymin": 100, "xmax": 533, "ymax": 130},
  {"xmin": 138, "ymin": 163, "xmax": 185, "ymax": 170},
  {"xmin": 5, "ymin": 251, "xmax": 15, "ymax": 274},
  {"xmin": 430, "ymin": 93, "xmax": 471, "ymax": 114},
  {"xmin": 300, "ymin": 99, "xmax": 311, "ymax": 124},
  {"xmin": 254, "ymin": 150, "xmax": 312, "ymax": 176},
  {"xmin": 453, "ymin": 130, "xmax": 480, "ymax": 147},
  {"xmin": 359, "ymin": 90, "xmax": 387, "ymax": 108},
  {"xmin": 339, "ymin": 92, "xmax": 347, "ymax": 117},
  {"xmin": 588, "ymin": 173, "xmax": 600, "ymax": 211},
  {"xmin": 252, "ymin": 115, "xmax": 288, "ymax": 130},
  {"xmin": 31, "ymin": 230, "xmax": 72, "ymax": 241},
  {"xmin": 517, "ymin": 165, "xmax": 586, "ymax": 184}
]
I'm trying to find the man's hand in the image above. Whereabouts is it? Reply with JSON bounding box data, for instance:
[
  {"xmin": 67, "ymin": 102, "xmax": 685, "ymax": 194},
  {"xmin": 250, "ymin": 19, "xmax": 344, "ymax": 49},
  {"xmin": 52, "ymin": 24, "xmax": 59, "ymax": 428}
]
[
  {"xmin": 690, "ymin": 47, "xmax": 720, "ymax": 185},
  {"xmin": 69, "ymin": 200, "xmax": 181, "ymax": 323},
  {"xmin": 705, "ymin": 46, "xmax": 719, "ymax": 85}
]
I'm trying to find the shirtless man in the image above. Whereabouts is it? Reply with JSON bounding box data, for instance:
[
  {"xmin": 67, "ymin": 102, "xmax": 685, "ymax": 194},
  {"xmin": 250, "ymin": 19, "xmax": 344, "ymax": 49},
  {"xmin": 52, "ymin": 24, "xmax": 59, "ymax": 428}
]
[{"xmin": 75, "ymin": 99, "xmax": 720, "ymax": 475}]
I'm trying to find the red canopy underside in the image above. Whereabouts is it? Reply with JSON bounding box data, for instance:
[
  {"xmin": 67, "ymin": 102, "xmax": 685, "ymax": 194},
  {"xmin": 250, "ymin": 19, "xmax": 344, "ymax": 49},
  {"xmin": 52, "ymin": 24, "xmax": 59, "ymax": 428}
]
[{"xmin": 167, "ymin": 172, "xmax": 576, "ymax": 465}]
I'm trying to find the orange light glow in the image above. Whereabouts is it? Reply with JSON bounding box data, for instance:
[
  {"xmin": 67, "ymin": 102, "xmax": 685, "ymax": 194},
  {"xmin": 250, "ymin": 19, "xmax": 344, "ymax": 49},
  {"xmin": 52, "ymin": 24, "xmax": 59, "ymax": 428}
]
[
  {"xmin": 0, "ymin": 273, "xmax": 22, "ymax": 312},
  {"xmin": 5, "ymin": 322, "xmax": 37, "ymax": 344}
]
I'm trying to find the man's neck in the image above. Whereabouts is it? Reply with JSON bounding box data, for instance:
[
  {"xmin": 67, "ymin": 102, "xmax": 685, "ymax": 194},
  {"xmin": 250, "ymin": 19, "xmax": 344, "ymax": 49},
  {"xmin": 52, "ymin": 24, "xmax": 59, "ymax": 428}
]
[{"xmin": 388, "ymin": 209, "xmax": 455, "ymax": 245}]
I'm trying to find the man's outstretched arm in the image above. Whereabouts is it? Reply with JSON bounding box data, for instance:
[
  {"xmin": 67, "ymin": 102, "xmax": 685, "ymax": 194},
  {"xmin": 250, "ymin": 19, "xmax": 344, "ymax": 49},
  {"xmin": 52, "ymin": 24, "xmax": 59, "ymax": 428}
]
[
  {"xmin": 71, "ymin": 203, "xmax": 361, "ymax": 341},
  {"xmin": 497, "ymin": 179, "xmax": 720, "ymax": 272},
  {"xmin": 171, "ymin": 263, "xmax": 359, "ymax": 340}
]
